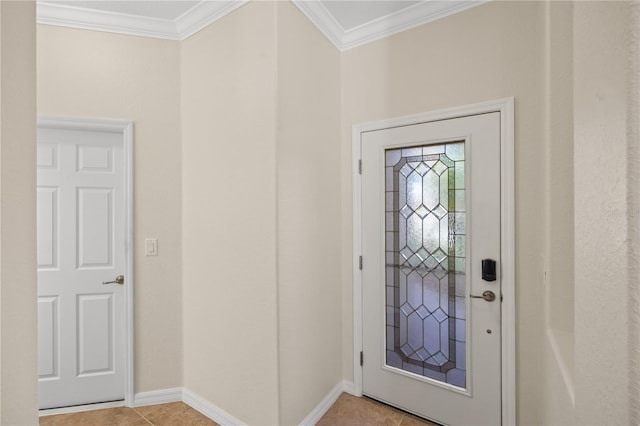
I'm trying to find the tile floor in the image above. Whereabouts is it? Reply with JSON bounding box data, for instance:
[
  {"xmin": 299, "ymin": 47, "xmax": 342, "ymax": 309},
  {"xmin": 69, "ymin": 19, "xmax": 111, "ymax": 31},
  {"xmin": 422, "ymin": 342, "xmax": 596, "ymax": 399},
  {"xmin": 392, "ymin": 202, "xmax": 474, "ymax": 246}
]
[
  {"xmin": 39, "ymin": 393, "xmax": 439, "ymax": 426},
  {"xmin": 317, "ymin": 393, "xmax": 438, "ymax": 426},
  {"xmin": 39, "ymin": 402, "xmax": 217, "ymax": 426}
]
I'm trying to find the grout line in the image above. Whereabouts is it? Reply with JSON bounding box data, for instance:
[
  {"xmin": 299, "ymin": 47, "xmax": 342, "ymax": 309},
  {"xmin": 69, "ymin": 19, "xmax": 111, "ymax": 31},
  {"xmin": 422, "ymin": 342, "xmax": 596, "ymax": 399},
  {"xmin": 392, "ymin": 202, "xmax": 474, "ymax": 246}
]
[{"xmin": 129, "ymin": 407, "xmax": 154, "ymax": 425}]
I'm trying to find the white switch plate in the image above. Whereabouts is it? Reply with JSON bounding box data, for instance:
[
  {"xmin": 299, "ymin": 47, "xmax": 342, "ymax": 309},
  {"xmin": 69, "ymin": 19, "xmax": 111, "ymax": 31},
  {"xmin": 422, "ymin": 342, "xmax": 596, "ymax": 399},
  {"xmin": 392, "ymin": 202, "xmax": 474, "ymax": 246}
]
[{"xmin": 145, "ymin": 238, "xmax": 158, "ymax": 256}]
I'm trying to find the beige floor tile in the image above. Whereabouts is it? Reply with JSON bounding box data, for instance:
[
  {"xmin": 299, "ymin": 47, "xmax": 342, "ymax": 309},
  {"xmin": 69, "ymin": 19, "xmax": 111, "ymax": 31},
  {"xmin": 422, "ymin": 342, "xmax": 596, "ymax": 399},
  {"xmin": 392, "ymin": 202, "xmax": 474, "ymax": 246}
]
[
  {"xmin": 39, "ymin": 394, "xmax": 440, "ymax": 426},
  {"xmin": 317, "ymin": 393, "xmax": 404, "ymax": 426},
  {"xmin": 399, "ymin": 412, "xmax": 440, "ymax": 426},
  {"xmin": 134, "ymin": 401, "xmax": 218, "ymax": 426},
  {"xmin": 39, "ymin": 407, "xmax": 150, "ymax": 426}
]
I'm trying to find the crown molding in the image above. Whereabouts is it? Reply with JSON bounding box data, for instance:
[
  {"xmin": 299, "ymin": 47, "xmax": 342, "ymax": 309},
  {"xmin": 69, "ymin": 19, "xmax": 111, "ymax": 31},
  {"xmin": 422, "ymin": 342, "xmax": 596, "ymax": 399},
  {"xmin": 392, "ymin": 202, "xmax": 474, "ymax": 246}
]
[
  {"xmin": 37, "ymin": 0, "xmax": 487, "ymax": 47},
  {"xmin": 36, "ymin": 2, "xmax": 179, "ymax": 39},
  {"xmin": 36, "ymin": 1, "xmax": 248, "ymax": 40},
  {"xmin": 175, "ymin": 1, "xmax": 249, "ymax": 40},
  {"xmin": 291, "ymin": 0, "xmax": 344, "ymax": 50},
  {"xmin": 293, "ymin": 0, "xmax": 488, "ymax": 52}
]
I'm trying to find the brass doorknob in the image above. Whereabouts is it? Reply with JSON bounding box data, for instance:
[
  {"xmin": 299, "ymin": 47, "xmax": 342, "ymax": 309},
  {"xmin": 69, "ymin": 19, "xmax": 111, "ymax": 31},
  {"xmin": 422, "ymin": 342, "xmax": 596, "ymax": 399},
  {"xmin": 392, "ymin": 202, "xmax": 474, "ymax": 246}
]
[
  {"xmin": 470, "ymin": 290, "xmax": 496, "ymax": 302},
  {"xmin": 102, "ymin": 275, "xmax": 124, "ymax": 285}
]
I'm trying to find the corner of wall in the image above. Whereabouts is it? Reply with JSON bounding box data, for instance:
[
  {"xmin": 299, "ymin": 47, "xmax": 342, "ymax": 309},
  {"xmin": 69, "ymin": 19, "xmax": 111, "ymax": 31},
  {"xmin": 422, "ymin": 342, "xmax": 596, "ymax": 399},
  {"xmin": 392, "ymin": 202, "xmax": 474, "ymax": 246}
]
[
  {"xmin": 539, "ymin": 2, "xmax": 577, "ymax": 423},
  {"xmin": 275, "ymin": 2, "xmax": 343, "ymax": 424}
]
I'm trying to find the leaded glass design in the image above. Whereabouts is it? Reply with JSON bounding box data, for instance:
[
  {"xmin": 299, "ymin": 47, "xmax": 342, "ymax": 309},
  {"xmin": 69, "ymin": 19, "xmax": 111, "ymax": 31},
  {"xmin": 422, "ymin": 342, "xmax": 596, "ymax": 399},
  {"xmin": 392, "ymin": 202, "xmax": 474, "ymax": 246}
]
[{"xmin": 385, "ymin": 142, "xmax": 466, "ymax": 388}]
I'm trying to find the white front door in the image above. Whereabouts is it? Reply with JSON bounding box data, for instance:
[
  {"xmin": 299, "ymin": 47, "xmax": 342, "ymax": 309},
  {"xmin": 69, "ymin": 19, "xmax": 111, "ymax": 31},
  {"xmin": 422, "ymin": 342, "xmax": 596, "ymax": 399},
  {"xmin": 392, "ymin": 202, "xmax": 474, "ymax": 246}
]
[
  {"xmin": 38, "ymin": 124, "xmax": 127, "ymax": 409},
  {"xmin": 361, "ymin": 112, "xmax": 502, "ymax": 425}
]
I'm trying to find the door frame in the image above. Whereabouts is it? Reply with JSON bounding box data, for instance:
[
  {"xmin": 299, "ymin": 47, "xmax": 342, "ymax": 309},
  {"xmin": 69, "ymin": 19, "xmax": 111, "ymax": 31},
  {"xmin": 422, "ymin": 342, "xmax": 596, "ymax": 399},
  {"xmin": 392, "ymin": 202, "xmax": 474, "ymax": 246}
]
[
  {"xmin": 352, "ymin": 98, "xmax": 515, "ymax": 424},
  {"xmin": 37, "ymin": 116, "xmax": 135, "ymax": 408}
]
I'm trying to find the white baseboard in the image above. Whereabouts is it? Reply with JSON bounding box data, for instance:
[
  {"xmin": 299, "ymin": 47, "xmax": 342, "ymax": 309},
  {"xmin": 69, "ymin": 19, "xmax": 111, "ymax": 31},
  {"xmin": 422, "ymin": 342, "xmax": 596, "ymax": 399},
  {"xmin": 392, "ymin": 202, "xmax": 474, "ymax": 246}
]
[
  {"xmin": 130, "ymin": 382, "xmax": 354, "ymax": 426},
  {"xmin": 40, "ymin": 400, "xmax": 125, "ymax": 417},
  {"xmin": 299, "ymin": 380, "xmax": 352, "ymax": 426},
  {"xmin": 132, "ymin": 387, "xmax": 182, "ymax": 407},
  {"xmin": 182, "ymin": 388, "xmax": 245, "ymax": 425},
  {"xmin": 342, "ymin": 380, "xmax": 355, "ymax": 396}
]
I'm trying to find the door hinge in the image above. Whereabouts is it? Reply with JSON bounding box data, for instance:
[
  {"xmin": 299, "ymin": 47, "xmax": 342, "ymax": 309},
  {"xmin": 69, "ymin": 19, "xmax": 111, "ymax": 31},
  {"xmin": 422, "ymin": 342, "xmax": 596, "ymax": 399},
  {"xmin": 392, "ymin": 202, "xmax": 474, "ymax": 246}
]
[
  {"xmin": 358, "ymin": 159, "xmax": 362, "ymax": 174},
  {"xmin": 360, "ymin": 351, "xmax": 364, "ymax": 366},
  {"xmin": 359, "ymin": 256, "xmax": 363, "ymax": 270}
]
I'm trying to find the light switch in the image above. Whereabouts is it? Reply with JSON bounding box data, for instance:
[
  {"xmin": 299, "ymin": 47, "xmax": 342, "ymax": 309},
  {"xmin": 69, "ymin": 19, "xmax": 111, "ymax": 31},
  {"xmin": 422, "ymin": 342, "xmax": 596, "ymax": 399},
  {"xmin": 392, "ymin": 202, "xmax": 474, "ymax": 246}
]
[{"xmin": 145, "ymin": 238, "xmax": 158, "ymax": 256}]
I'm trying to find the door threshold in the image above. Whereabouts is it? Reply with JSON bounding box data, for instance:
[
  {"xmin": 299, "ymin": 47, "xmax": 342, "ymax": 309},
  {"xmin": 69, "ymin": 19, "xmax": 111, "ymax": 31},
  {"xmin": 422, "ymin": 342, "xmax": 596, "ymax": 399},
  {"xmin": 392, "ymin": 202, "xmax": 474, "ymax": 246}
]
[
  {"xmin": 363, "ymin": 394, "xmax": 444, "ymax": 426},
  {"xmin": 39, "ymin": 400, "xmax": 125, "ymax": 417}
]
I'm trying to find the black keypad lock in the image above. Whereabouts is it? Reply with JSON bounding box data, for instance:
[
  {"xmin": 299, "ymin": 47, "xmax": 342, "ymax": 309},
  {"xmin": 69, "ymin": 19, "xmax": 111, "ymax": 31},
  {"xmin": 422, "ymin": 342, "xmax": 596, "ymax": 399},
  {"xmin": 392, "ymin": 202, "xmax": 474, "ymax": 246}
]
[{"xmin": 482, "ymin": 259, "xmax": 497, "ymax": 282}]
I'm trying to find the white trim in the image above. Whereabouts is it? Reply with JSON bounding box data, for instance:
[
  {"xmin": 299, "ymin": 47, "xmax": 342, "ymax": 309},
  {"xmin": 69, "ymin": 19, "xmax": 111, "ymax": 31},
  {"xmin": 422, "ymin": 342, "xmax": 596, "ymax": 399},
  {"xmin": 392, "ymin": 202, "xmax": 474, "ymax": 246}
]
[
  {"xmin": 36, "ymin": 2, "xmax": 180, "ymax": 40},
  {"xmin": 132, "ymin": 388, "xmax": 183, "ymax": 407},
  {"xmin": 123, "ymin": 121, "xmax": 135, "ymax": 407},
  {"xmin": 291, "ymin": 1, "xmax": 344, "ymax": 50},
  {"xmin": 293, "ymin": 0, "xmax": 487, "ymax": 51},
  {"xmin": 498, "ymin": 99, "xmax": 517, "ymax": 426},
  {"xmin": 299, "ymin": 381, "xmax": 347, "ymax": 426},
  {"xmin": 45, "ymin": 384, "xmax": 355, "ymax": 425},
  {"xmin": 351, "ymin": 98, "xmax": 516, "ymax": 425},
  {"xmin": 38, "ymin": 116, "xmax": 132, "ymax": 133},
  {"xmin": 37, "ymin": 116, "xmax": 136, "ymax": 410},
  {"xmin": 342, "ymin": 380, "xmax": 355, "ymax": 396},
  {"xmin": 39, "ymin": 400, "xmax": 125, "ymax": 417},
  {"xmin": 182, "ymin": 389, "xmax": 246, "ymax": 426},
  {"xmin": 175, "ymin": 1, "xmax": 249, "ymax": 40},
  {"xmin": 37, "ymin": 0, "xmax": 485, "ymax": 47},
  {"xmin": 36, "ymin": 1, "xmax": 248, "ymax": 41},
  {"xmin": 341, "ymin": 1, "xmax": 488, "ymax": 51},
  {"xmin": 352, "ymin": 127, "xmax": 364, "ymax": 397},
  {"xmin": 134, "ymin": 388, "xmax": 244, "ymax": 424}
]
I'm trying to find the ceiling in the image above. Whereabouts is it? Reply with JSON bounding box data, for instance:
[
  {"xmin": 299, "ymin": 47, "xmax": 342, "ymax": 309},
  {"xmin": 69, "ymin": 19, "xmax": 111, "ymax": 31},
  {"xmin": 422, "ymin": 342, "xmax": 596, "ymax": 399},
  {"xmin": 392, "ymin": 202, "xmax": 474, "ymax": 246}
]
[{"xmin": 36, "ymin": 0, "xmax": 485, "ymax": 51}]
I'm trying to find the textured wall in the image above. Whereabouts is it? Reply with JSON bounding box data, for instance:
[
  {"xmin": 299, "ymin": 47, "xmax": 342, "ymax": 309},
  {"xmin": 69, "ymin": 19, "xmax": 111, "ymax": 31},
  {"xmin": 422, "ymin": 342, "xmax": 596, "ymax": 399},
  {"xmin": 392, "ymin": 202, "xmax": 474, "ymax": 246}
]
[
  {"xmin": 37, "ymin": 25, "xmax": 183, "ymax": 393},
  {"xmin": 573, "ymin": 2, "xmax": 639, "ymax": 424},
  {"xmin": 0, "ymin": 1, "xmax": 38, "ymax": 424}
]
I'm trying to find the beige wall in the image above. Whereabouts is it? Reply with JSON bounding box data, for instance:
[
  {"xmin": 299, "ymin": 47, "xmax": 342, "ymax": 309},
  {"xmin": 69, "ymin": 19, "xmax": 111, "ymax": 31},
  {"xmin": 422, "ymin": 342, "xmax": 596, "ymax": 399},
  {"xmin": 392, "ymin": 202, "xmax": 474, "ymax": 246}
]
[
  {"xmin": 572, "ymin": 2, "xmax": 638, "ymax": 424},
  {"xmin": 539, "ymin": 2, "xmax": 640, "ymax": 423},
  {"xmin": 342, "ymin": 1, "xmax": 640, "ymax": 425},
  {"xmin": 341, "ymin": 2, "xmax": 546, "ymax": 423},
  {"xmin": 180, "ymin": 3, "xmax": 280, "ymax": 424},
  {"xmin": 181, "ymin": 3, "xmax": 343, "ymax": 423},
  {"xmin": 276, "ymin": 2, "xmax": 342, "ymax": 424},
  {"xmin": 15, "ymin": 1, "xmax": 639, "ymax": 425},
  {"xmin": 538, "ymin": 1, "xmax": 577, "ymax": 424},
  {"xmin": 1, "ymin": 2, "xmax": 38, "ymax": 425},
  {"xmin": 37, "ymin": 25, "xmax": 183, "ymax": 393}
]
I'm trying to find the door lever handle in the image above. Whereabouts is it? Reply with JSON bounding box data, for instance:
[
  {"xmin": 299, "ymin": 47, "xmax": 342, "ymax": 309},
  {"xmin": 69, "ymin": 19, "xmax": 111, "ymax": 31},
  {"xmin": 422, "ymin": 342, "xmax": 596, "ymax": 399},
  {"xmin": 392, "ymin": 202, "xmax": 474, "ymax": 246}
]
[
  {"xmin": 470, "ymin": 290, "xmax": 496, "ymax": 302},
  {"xmin": 102, "ymin": 275, "xmax": 124, "ymax": 285}
]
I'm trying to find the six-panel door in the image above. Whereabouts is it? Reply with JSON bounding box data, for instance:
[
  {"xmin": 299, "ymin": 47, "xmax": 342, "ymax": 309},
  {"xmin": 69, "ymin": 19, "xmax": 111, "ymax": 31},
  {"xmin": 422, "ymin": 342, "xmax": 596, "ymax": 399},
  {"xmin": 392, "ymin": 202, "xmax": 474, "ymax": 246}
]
[{"xmin": 38, "ymin": 127, "xmax": 126, "ymax": 409}]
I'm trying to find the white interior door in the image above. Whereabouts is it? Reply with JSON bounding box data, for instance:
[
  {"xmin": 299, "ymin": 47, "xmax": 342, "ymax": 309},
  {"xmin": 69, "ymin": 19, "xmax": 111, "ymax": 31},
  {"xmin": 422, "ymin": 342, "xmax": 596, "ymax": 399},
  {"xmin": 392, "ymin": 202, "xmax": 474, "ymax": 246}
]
[
  {"xmin": 361, "ymin": 112, "xmax": 502, "ymax": 425},
  {"xmin": 38, "ymin": 125, "xmax": 127, "ymax": 409}
]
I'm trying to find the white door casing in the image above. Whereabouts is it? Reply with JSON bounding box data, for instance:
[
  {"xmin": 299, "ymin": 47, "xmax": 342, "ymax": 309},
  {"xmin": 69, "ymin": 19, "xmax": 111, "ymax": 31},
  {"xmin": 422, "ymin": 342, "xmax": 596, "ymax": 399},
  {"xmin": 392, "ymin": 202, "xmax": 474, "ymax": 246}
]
[
  {"xmin": 352, "ymin": 99, "xmax": 515, "ymax": 425},
  {"xmin": 37, "ymin": 117, "xmax": 134, "ymax": 409}
]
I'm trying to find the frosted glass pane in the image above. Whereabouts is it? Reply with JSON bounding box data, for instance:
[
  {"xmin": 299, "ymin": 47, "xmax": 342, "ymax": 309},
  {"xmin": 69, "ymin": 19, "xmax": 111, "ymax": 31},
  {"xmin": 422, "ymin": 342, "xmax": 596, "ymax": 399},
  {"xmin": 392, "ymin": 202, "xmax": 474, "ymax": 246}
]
[
  {"xmin": 407, "ymin": 173, "xmax": 422, "ymax": 209},
  {"xmin": 423, "ymin": 171, "xmax": 439, "ymax": 209},
  {"xmin": 384, "ymin": 141, "xmax": 466, "ymax": 389},
  {"xmin": 445, "ymin": 142, "xmax": 464, "ymax": 161}
]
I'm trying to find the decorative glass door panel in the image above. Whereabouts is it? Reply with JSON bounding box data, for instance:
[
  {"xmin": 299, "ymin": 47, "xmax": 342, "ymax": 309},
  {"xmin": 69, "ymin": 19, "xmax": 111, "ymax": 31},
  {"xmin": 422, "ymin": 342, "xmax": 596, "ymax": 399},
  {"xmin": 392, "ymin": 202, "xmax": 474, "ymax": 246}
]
[
  {"xmin": 362, "ymin": 112, "xmax": 501, "ymax": 425},
  {"xmin": 384, "ymin": 142, "xmax": 466, "ymax": 388}
]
